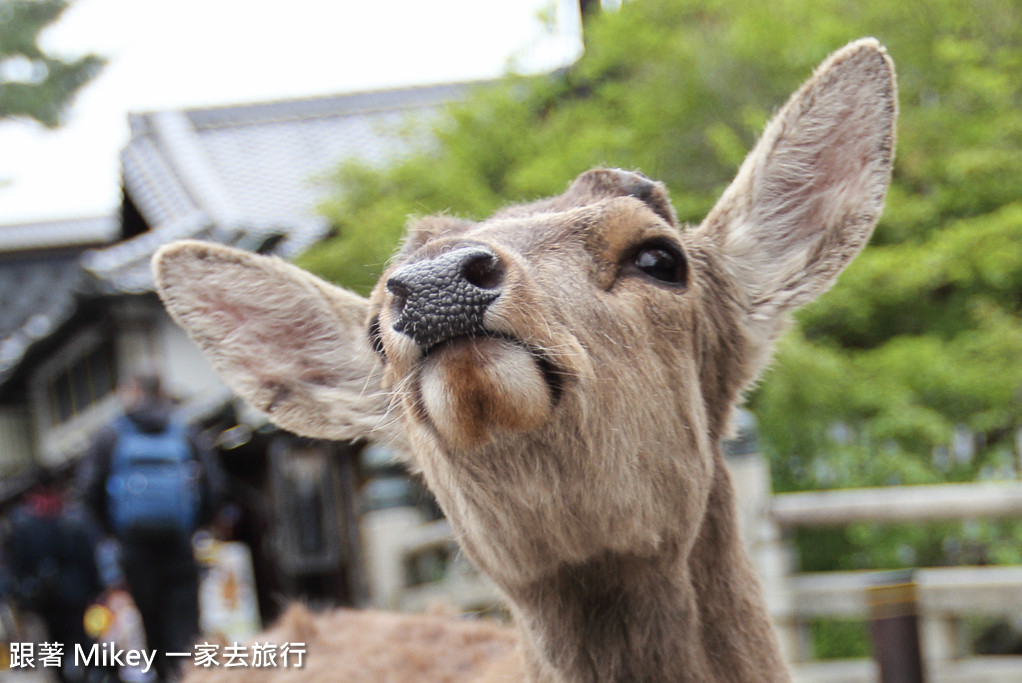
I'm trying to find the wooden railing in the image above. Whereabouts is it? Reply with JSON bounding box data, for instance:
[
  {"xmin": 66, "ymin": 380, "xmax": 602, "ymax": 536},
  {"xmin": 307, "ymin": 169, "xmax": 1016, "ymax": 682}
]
[
  {"xmin": 771, "ymin": 482, "xmax": 1022, "ymax": 525},
  {"xmin": 758, "ymin": 475, "xmax": 1022, "ymax": 682}
]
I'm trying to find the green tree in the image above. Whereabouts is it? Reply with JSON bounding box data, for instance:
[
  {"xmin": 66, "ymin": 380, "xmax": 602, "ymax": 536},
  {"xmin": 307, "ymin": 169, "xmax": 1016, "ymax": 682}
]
[
  {"xmin": 0, "ymin": 0, "xmax": 104, "ymax": 128},
  {"xmin": 302, "ymin": 0, "xmax": 1022, "ymax": 575}
]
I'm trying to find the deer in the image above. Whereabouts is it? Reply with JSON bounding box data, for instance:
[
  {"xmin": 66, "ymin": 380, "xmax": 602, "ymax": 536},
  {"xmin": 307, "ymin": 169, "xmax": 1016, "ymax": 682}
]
[{"xmin": 156, "ymin": 38, "xmax": 896, "ymax": 682}]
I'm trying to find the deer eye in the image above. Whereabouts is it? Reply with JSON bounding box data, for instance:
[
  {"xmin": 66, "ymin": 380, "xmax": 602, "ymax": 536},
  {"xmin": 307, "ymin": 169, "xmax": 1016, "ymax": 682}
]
[{"xmin": 632, "ymin": 242, "xmax": 687, "ymax": 286}]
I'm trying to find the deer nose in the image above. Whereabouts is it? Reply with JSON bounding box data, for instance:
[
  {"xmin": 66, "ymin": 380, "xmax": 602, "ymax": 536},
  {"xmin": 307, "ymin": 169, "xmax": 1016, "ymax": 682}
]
[{"xmin": 386, "ymin": 246, "xmax": 505, "ymax": 348}]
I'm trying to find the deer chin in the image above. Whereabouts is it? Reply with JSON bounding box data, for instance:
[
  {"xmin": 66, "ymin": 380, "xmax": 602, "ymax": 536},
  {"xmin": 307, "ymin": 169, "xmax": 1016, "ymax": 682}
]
[{"xmin": 416, "ymin": 335, "xmax": 556, "ymax": 449}]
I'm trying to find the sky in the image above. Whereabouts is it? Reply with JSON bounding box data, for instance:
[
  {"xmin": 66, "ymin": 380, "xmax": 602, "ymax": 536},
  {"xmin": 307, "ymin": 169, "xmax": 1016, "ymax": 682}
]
[{"xmin": 0, "ymin": 0, "xmax": 585, "ymax": 225}]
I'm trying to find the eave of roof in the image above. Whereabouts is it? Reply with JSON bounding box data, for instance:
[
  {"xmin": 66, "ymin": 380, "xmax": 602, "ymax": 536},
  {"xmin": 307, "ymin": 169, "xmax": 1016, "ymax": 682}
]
[
  {"xmin": 0, "ymin": 216, "xmax": 119, "ymax": 252},
  {"xmin": 182, "ymin": 81, "xmax": 482, "ymax": 130}
]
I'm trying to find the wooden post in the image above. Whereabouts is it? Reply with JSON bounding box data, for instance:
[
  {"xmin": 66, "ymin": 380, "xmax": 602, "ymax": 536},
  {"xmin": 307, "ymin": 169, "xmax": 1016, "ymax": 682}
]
[
  {"xmin": 336, "ymin": 442, "xmax": 371, "ymax": 607},
  {"xmin": 868, "ymin": 570, "xmax": 926, "ymax": 683},
  {"xmin": 723, "ymin": 410, "xmax": 800, "ymax": 662}
]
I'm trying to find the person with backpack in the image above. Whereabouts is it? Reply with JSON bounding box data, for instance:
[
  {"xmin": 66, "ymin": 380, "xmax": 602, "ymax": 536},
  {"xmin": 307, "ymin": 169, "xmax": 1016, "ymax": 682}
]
[{"xmin": 78, "ymin": 371, "xmax": 227, "ymax": 681}]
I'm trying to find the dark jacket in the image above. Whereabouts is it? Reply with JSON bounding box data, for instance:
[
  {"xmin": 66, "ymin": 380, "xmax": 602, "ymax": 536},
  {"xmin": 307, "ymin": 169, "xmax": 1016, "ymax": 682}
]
[
  {"xmin": 77, "ymin": 400, "xmax": 228, "ymax": 543},
  {"xmin": 4, "ymin": 492, "xmax": 103, "ymax": 610}
]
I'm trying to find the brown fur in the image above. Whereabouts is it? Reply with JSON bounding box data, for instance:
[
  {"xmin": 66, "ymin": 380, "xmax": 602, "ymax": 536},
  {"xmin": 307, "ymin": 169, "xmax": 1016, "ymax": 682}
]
[
  {"xmin": 160, "ymin": 39, "xmax": 896, "ymax": 682},
  {"xmin": 183, "ymin": 605, "xmax": 520, "ymax": 683}
]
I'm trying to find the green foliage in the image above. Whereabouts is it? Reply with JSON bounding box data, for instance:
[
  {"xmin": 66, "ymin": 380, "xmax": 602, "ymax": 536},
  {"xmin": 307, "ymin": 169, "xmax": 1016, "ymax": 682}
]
[
  {"xmin": 304, "ymin": 0, "xmax": 1022, "ymax": 608},
  {"xmin": 809, "ymin": 619, "xmax": 870, "ymax": 661},
  {"xmin": 0, "ymin": 0, "xmax": 104, "ymax": 128}
]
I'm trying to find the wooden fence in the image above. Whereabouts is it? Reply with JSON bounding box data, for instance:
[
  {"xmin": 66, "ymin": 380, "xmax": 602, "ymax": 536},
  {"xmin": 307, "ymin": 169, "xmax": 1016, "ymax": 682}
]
[{"xmin": 703, "ymin": 454, "xmax": 1022, "ymax": 682}]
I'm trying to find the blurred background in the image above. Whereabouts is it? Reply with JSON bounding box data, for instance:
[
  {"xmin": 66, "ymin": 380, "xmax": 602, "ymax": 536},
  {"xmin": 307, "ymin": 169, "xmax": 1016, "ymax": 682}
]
[{"xmin": 1, "ymin": 1, "xmax": 1021, "ymax": 681}]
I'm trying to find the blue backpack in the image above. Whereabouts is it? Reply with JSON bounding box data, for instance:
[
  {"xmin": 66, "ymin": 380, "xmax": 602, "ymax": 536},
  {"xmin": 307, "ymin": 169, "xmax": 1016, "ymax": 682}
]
[{"xmin": 105, "ymin": 416, "xmax": 202, "ymax": 541}]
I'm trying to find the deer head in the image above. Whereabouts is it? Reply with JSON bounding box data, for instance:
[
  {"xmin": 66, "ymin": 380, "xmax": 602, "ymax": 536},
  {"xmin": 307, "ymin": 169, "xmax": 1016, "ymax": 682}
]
[{"xmin": 155, "ymin": 38, "xmax": 895, "ymax": 680}]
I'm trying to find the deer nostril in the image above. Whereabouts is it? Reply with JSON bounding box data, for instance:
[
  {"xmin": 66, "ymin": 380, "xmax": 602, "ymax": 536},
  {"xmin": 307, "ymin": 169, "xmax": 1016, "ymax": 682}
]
[
  {"xmin": 461, "ymin": 253, "xmax": 505, "ymax": 291},
  {"xmin": 386, "ymin": 278, "xmax": 410, "ymax": 313}
]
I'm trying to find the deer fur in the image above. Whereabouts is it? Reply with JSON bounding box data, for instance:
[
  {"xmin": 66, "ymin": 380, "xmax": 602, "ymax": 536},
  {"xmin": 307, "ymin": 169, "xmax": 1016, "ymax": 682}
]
[
  {"xmin": 159, "ymin": 39, "xmax": 896, "ymax": 683},
  {"xmin": 181, "ymin": 604, "xmax": 520, "ymax": 683}
]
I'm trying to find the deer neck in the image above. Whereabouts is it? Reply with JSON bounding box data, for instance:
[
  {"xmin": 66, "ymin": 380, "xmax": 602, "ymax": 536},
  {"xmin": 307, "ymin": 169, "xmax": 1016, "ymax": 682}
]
[{"xmin": 503, "ymin": 456, "xmax": 789, "ymax": 683}]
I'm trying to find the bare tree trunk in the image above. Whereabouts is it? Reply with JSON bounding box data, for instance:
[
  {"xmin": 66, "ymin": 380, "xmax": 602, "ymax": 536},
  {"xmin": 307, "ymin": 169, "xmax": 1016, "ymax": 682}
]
[{"xmin": 579, "ymin": 0, "xmax": 599, "ymax": 36}]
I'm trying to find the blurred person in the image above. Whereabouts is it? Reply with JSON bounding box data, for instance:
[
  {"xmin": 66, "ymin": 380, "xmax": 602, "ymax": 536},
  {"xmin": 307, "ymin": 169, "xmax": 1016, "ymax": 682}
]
[
  {"xmin": 2, "ymin": 467, "xmax": 106, "ymax": 682},
  {"xmin": 78, "ymin": 371, "xmax": 227, "ymax": 681}
]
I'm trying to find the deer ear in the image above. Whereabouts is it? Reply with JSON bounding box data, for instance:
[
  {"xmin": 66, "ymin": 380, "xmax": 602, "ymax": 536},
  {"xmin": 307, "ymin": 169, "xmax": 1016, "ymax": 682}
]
[
  {"xmin": 700, "ymin": 38, "xmax": 896, "ymax": 338},
  {"xmin": 152, "ymin": 241, "xmax": 392, "ymax": 443}
]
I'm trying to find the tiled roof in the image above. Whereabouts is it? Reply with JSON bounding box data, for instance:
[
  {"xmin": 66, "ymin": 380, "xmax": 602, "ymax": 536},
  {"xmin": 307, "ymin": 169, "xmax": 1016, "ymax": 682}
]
[
  {"xmin": 97, "ymin": 81, "xmax": 479, "ymax": 292},
  {"xmin": 0, "ymin": 81, "xmax": 479, "ymax": 384},
  {"xmin": 0, "ymin": 216, "xmax": 119, "ymax": 383},
  {"xmin": 0, "ymin": 251, "xmax": 86, "ymax": 374}
]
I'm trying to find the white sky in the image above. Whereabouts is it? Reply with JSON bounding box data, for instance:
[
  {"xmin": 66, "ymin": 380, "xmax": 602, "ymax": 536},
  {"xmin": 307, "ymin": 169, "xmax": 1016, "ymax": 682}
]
[{"xmin": 0, "ymin": 0, "xmax": 584, "ymax": 224}]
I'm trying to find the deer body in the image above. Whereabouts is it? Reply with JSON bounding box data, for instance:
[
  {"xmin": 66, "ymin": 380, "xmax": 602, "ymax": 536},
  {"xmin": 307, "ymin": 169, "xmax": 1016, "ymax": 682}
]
[{"xmin": 158, "ymin": 40, "xmax": 896, "ymax": 682}]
